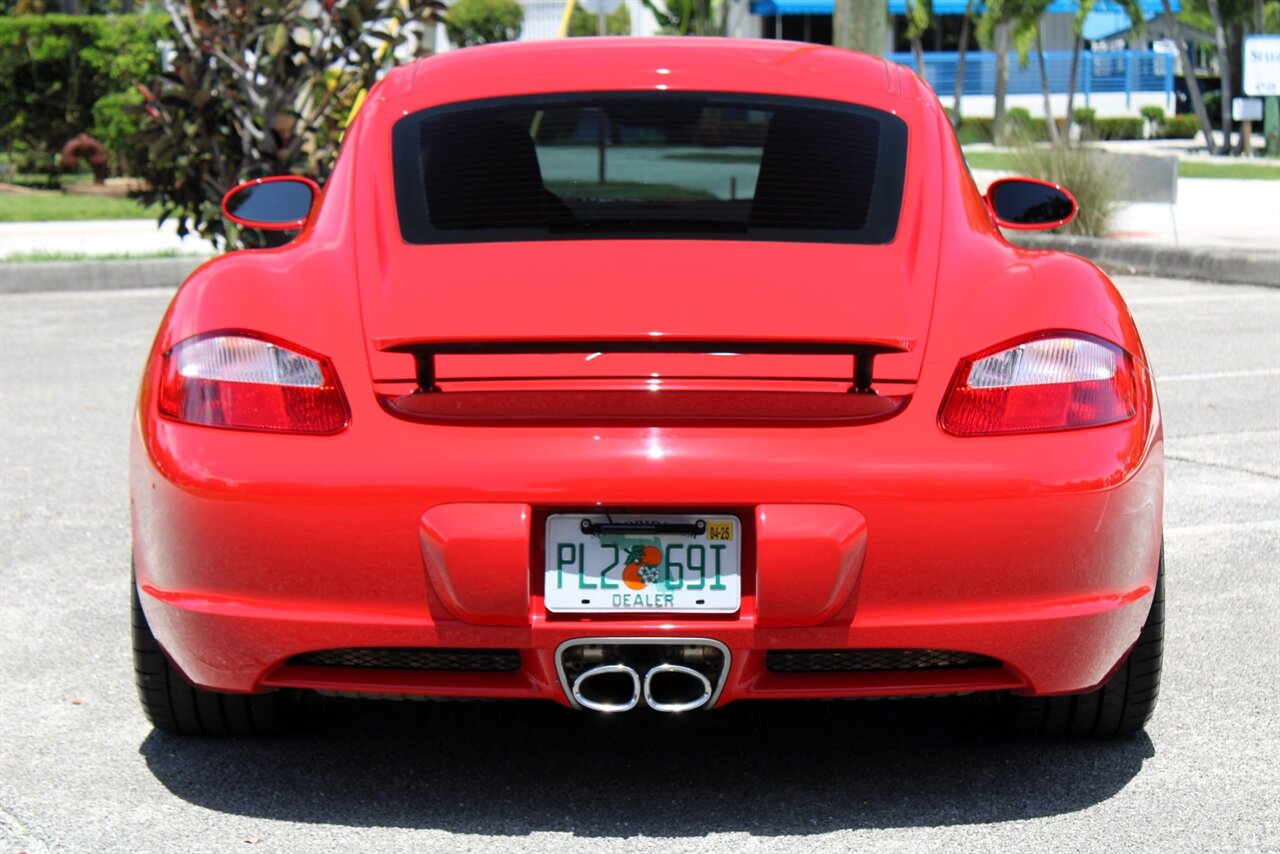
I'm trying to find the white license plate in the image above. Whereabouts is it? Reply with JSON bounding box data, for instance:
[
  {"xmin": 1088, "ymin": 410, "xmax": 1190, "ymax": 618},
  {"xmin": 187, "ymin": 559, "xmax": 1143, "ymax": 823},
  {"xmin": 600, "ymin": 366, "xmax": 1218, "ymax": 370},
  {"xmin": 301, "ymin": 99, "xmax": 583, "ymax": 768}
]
[{"xmin": 544, "ymin": 514, "xmax": 742, "ymax": 613}]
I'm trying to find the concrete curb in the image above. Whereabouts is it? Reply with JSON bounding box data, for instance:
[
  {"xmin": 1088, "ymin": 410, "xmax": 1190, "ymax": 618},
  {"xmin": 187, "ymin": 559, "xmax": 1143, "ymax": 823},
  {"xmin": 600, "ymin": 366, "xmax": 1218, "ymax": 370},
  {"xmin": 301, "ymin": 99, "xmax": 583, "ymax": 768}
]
[
  {"xmin": 1006, "ymin": 234, "xmax": 1280, "ymax": 288},
  {"xmin": 0, "ymin": 257, "xmax": 209, "ymax": 295}
]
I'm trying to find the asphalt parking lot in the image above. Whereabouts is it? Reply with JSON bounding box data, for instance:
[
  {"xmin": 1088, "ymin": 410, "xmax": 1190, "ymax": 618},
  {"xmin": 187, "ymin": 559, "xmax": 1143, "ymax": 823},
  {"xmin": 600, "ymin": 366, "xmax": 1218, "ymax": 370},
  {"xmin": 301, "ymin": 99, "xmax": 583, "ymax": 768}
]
[{"xmin": 1, "ymin": 274, "xmax": 1277, "ymax": 853}]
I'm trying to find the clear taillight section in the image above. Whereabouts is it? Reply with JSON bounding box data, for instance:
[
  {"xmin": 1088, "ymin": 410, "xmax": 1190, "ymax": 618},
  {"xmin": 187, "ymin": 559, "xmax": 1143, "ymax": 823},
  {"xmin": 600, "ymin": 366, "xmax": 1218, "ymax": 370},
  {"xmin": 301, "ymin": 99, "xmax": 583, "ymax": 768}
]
[
  {"xmin": 157, "ymin": 333, "xmax": 349, "ymax": 434},
  {"xmin": 940, "ymin": 334, "xmax": 1138, "ymax": 436}
]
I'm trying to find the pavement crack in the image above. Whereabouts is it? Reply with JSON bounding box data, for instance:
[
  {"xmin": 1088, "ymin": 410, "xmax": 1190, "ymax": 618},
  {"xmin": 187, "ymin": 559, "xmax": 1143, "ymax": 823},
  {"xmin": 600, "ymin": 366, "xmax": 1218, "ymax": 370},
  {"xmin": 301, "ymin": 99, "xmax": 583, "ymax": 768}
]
[{"xmin": 1166, "ymin": 454, "xmax": 1280, "ymax": 481}]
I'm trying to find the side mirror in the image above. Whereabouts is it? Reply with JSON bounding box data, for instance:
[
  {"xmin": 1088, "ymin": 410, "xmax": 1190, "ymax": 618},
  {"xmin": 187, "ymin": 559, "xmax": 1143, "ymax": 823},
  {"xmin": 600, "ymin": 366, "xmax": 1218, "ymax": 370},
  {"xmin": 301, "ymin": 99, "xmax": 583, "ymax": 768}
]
[
  {"xmin": 985, "ymin": 177, "xmax": 1077, "ymax": 231},
  {"xmin": 221, "ymin": 176, "xmax": 319, "ymax": 231}
]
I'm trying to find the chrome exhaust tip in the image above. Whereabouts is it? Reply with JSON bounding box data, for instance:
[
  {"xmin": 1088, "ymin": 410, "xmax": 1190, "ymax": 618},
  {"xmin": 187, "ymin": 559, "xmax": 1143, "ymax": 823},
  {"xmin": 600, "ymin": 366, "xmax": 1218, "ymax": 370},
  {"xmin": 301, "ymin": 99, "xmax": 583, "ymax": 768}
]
[
  {"xmin": 643, "ymin": 664, "xmax": 713, "ymax": 713},
  {"xmin": 572, "ymin": 664, "xmax": 641, "ymax": 713}
]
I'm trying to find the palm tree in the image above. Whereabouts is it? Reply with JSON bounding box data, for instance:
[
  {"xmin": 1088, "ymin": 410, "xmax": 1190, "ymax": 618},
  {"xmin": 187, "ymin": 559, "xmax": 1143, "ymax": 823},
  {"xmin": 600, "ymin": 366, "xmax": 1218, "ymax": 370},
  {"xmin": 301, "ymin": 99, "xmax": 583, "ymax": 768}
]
[
  {"xmin": 1160, "ymin": 0, "xmax": 1218, "ymax": 152},
  {"xmin": 951, "ymin": 0, "xmax": 977, "ymax": 128}
]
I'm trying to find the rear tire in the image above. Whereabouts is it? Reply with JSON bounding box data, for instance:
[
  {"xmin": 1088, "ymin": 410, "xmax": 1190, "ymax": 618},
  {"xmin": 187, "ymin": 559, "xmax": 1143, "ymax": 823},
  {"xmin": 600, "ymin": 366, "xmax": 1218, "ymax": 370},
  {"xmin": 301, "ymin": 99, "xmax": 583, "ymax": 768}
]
[
  {"xmin": 1003, "ymin": 550, "xmax": 1164, "ymax": 737},
  {"xmin": 132, "ymin": 570, "xmax": 300, "ymax": 735}
]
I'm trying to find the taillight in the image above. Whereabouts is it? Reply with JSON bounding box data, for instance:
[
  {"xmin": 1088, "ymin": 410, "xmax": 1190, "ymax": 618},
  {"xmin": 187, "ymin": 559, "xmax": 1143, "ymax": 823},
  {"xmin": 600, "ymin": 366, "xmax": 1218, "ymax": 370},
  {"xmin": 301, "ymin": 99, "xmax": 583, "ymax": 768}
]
[
  {"xmin": 157, "ymin": 333, "xmax": 349, "ymax": 434},
  {"xmin": 939, "ymin": 334, "xmax": 1138, "ymax": 436}
]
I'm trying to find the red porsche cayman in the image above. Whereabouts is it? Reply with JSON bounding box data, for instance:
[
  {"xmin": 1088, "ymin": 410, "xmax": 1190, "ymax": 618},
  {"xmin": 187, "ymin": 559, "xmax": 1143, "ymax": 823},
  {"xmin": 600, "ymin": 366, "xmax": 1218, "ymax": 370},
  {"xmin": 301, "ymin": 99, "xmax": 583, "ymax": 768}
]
[{"xmin": 130, "ymin": 38, "xmax": 1164, "ymax": 736}]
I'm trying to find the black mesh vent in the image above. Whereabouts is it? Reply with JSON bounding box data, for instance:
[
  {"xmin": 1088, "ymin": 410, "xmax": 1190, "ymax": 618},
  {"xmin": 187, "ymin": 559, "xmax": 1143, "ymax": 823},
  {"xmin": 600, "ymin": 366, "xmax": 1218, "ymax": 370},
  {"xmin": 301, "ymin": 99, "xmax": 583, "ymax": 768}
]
[
  {"xmin": 765, "ymin": 649, "xmax": 999, "ymax": 673},
  {"xmin": 291, "ymin": 648, "xmax": 521, "ymax": 672}
]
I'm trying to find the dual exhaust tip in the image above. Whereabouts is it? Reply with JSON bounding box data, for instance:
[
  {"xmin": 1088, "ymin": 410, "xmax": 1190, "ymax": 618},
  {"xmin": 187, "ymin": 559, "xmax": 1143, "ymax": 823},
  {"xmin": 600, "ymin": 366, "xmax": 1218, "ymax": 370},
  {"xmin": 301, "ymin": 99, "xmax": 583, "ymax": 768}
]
[{"xmin": 572, "ymin": 663, "xmax": 713, "ymax": 713}]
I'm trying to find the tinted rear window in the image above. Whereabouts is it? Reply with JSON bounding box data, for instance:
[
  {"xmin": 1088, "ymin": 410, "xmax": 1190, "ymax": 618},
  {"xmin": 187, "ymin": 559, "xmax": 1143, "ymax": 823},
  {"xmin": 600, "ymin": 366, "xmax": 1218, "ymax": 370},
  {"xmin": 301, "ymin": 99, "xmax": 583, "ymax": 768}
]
[{"xmin": 392, "ymin": 92, "xmax": 908, "ymax": 244}]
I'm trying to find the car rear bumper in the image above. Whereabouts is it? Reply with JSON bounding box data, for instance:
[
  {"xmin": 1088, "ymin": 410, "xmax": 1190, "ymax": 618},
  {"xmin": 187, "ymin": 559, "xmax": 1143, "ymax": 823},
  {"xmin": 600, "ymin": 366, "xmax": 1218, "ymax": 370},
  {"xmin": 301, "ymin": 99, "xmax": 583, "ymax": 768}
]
[{"xmin": 131, "ymin": 384, "xmax": 1164, "ymax": 706}]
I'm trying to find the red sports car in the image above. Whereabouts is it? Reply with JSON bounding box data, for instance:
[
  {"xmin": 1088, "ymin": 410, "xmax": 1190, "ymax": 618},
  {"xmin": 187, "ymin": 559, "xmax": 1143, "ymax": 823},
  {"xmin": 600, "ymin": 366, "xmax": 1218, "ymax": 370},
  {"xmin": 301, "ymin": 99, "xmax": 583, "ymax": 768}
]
[{"xmin": 130, "ymin": 38, "xmax": 1164, "ymax": 736}]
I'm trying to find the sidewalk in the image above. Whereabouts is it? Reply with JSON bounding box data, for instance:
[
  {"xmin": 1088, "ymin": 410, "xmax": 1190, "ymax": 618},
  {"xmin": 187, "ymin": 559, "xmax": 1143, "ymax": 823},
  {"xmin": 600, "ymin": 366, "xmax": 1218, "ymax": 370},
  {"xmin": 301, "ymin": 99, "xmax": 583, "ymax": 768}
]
[{"xmin": 0, "ymin": 218, "xmax": 212, "ymax": 260}]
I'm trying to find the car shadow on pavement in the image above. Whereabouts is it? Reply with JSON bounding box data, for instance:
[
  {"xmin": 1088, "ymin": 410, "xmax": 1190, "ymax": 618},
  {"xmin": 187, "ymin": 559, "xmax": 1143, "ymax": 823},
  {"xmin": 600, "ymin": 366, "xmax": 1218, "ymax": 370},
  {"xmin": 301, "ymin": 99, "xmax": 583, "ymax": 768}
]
[{"xmin": 140, "ymin": 695, "xmax": 1153, "ymax": 835}]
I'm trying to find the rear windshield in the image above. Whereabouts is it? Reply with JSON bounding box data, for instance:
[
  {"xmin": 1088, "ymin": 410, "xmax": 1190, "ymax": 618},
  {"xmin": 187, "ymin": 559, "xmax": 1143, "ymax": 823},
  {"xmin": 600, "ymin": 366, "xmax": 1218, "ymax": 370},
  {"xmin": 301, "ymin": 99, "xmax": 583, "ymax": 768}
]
[{"xmin": 392, "ymin": 92, "xmax": 908, "ymax": 245}]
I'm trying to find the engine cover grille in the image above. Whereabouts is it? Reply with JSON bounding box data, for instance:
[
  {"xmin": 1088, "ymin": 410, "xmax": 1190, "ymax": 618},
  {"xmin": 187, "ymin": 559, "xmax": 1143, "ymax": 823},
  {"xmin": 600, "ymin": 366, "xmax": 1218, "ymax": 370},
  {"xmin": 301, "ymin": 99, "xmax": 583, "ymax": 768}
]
[
  {"xmin": 291, "ymin": 648, "xmax": 521, "ymax": 672},
  {"xmin": 765, "ymin": 649, "xmax": 999, "ymax": 673}
]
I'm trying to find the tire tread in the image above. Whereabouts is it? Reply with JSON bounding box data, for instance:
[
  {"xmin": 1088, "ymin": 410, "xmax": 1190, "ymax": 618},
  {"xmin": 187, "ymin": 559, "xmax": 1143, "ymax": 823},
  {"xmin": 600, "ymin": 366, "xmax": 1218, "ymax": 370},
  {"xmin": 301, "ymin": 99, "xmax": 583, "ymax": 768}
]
[
  {"xmin": 131, "ymin": 569, "xmax": 298, "ymax": 736},
  {"xmin": 1004, "ymin": 549, "xmax": 1164, "ymax": 737}
]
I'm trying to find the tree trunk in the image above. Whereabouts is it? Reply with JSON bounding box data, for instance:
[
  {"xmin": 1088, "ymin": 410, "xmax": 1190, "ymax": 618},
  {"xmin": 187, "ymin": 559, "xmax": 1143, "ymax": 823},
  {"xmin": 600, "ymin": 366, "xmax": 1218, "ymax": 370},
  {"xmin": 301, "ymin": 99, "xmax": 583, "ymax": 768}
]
[
  {"xmin": 1036, "ymin": 31, "xmax": 1060, "ymax": 144},
  {"xmin": 912, "ymin": 37, "xmax": 927, "ymax": 81},
  {"xmin": 1161, "ymin": 0, "xmax": 1217, "ymax": 153},
  {"xmin": 1229, "ymin": 21, "xmax": 1247, "ymax": 152},
  {"xmin": 993, "ymin": 8, "xmax": 1010, "ymax": 144},
  {"xmin": 834, "ymin": 0, "xmax": 886, "ymax": 56},
  {"xmin": 1064, "ymin": 29, "xmax": 1082, "ymax": 143},
  {"xmin": 1207, "ymin": 0, "xmax": 1233, "ymax": 154},
  {"xmin": 952, "ymin": 0, "xmax": 975, "ymax": 128}
]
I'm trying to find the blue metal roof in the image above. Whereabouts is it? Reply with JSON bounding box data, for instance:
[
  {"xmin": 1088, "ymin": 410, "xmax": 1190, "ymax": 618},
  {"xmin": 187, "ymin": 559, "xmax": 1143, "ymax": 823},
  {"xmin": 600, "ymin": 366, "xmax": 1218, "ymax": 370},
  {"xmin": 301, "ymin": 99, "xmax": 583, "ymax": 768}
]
[{"xmin": 748, "ymin": 0, "xmax": 1178, "ymax": 21}]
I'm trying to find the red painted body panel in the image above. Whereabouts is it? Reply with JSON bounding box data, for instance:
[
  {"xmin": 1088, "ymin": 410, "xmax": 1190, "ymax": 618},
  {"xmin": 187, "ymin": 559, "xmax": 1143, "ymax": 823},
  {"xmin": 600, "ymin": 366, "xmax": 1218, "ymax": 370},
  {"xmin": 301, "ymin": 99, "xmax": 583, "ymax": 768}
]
[{"xmin": 130, "ymin": 39, "xmax": 1164, "ymax": 710}]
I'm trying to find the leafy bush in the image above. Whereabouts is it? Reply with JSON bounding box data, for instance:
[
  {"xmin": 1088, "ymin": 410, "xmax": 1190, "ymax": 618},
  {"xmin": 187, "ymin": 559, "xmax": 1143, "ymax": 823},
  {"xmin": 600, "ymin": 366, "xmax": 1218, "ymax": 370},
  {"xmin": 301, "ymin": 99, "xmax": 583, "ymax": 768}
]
[
  {"xmin": 135, "ymin": 0, "xmax": 440, "ymax": 249},
  {"xmin": 1010, "ymin": 142, "xmax": 1126, "ymax": 237},
  {"xmin": 957, "ymin": 116, "xmax": 994, "ymax": 144},
  {"xmin": 1202, "ymin": 91, "xmax": 1222, "ymax": 126},
  {"xmin": 1006, "ymin": 106, "xmax": 1033, "ymax": 131},
  {"xmin": 1072, "ymin": 107, "xmax": 1097, "ymax": 129},
  {"xmin": 1139, "ymin": 106, "xmax": 1165, "ymax": 124},
  {"xmin": 0, "ymin": 14, "xmax": 166, "ymax": 179},
  {"xmin": 445, "ymin": 0, "xmax": 523, "ymax": 46},
  {"xmin": 1164, "ymin": 114, "xmax": 1199, "ymax": 139},
  {"xmin": 569, "ymin": 1, "xmax": 631, "ymax": 35},
  {"xmin": 1094, "ymin": 117, "xmax": 1143, "ymax": 140},
  {"xmin": 91, "ymin": 88, "xmax": 147, "ymax": 176}
]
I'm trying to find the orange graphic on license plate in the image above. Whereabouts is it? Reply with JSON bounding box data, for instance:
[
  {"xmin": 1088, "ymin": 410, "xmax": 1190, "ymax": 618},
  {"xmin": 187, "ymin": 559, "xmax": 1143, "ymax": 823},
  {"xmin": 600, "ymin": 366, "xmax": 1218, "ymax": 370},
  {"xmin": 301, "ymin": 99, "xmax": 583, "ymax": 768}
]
[{"xmin": 621, "ymin": 545, "xmax": 663, "ymax": 589}]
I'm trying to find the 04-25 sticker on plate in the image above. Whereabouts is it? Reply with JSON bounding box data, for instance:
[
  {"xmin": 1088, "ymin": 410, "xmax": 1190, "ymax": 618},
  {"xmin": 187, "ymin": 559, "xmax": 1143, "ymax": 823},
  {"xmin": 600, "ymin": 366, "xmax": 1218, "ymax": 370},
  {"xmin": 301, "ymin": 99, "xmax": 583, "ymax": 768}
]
[{"xmin": 544, "ymin": 514, "xmax": 741, "ymax": 613}]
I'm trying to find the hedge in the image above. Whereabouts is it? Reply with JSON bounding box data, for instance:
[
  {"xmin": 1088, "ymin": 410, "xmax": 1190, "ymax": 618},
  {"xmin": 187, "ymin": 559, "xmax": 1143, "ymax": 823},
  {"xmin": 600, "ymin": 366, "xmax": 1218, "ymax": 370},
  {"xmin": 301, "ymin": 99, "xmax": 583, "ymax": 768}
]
[
  {"xmin": 1094, "ymin": 117, "xmax": 1144, "ymax": 140},
  {"xmin": 1164, "ymin": 115, "xmax": 1200, "ymax": 139},
  {"xmin": 0, "ymin": 14, "xmax": 167, "ymax": 179}
]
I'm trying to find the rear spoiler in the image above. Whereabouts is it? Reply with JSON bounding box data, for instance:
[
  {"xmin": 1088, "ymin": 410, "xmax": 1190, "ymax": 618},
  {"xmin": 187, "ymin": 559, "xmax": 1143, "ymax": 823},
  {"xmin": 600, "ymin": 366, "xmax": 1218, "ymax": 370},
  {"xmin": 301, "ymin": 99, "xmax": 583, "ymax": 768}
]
[{"xmin": 383, "ymin": 339, "xmax": 910, "ymax": 395}]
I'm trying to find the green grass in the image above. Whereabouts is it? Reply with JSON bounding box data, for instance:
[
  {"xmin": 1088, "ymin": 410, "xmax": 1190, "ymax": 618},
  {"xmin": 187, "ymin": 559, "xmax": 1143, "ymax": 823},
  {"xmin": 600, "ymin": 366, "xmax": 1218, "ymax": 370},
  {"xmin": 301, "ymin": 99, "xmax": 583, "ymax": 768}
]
[
  {"xmin": 0, "ymin": 249, "xmax": 200, "ymax": 264},
  {"xmin": 1176, "ymin": 160, "xmax": 1280, "ymax": 179},
  {"xmin": 0, "ymin": 191, "xmax": 160, "ymax": 222},
  {"xmin": 963, "ymin": 148, "xmax": 1280, "ymax": 180}
]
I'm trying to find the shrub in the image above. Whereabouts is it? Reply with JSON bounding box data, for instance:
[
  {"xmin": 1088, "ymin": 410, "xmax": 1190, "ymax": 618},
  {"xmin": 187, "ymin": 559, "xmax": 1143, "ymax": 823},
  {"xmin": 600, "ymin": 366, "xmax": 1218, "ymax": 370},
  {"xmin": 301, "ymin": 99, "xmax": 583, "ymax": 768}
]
[
  {"xmin": 135, "ymin": 0, "xmax": 440, "ymax": 249},
  {"xmin": 91, "ymin": 88, "xmax": 147, "ymax": 176},
  {"xmin": 957, "ymin": 116, "xmax": 993, "ymax": 144},
  {"xmin": 1072, "ymin": 107, "xmax": 1097, "ymax": 129},
  {"xmin": 445, "ymin": 0, "xmax": 523, "ymax": 47},
  {"xmin": 1164, "ymin": 114, "xmax": 1199, "ymax": 139},
  {"xmin": 1139, "ymin": 105, "xmax": 1166, "ymax": 124},
  {"xmin": 0, "ymin": 14, "xmax": 167, "ymax": 179},
  {"xmin": 1094, "ymin": 117, "xmax": 1143, "ymax": 140},
  {"xmin": 1010, "ymin": 142, "xmax": 1126, "ymax": 237},
  {"xmin": 569, "ymin": 0, "xmax": 631, "ymax": 35},
  {"xmin": 1006, "ymin": 106, "xmax": 1034, "ymax": 130}
]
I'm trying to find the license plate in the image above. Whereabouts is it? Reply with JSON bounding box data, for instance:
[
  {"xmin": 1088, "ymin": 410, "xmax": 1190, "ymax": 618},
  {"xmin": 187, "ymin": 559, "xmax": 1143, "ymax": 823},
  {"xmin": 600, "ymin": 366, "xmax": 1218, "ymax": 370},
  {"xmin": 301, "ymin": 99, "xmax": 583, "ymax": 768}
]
[{"xmin": 544, "ymin": 513, "xmax": 742, "ymax": 613}]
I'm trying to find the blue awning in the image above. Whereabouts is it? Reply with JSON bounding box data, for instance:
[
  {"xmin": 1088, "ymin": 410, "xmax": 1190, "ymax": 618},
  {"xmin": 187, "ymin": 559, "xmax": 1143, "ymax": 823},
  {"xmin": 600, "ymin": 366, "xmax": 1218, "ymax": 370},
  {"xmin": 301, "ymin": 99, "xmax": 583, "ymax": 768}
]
[{"xmin": 749, "ymin": 0, "xmax": 1177, "ymax": 20}]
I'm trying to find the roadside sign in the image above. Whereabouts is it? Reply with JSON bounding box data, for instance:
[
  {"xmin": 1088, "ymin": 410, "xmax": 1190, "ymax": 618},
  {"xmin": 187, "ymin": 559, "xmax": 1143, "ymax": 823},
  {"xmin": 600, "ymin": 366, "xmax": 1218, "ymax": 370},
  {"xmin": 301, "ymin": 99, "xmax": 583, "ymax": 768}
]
[
  {"xmin": 1242, "ymin": 35, "xmax": 1280, "ymax": 97},
  {"xmin": 1233, "ymin": 97, "xmax": 1263, "ymax": 122},
  {"xmin": 579, "ymin": 0, "xmax": 624, "ymax": 12}
]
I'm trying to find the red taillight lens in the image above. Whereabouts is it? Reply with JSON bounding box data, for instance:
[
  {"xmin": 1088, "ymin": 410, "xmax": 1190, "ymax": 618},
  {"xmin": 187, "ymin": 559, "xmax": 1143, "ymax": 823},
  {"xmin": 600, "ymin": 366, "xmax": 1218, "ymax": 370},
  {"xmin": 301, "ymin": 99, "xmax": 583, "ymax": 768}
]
[
  {"xmin": 940, "ymin": 334, "xmax": 1138, "ymax": 436},
  {"xmin": 157, "ymin": 333, "xmax": 349, "ymax": 434}
]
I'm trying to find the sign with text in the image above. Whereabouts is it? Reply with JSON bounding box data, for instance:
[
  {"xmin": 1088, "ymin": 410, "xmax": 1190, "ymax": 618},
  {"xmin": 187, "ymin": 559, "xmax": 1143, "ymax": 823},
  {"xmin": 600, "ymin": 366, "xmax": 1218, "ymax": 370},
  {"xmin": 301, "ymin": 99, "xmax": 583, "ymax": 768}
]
[
  {"xmin": 1243, "ymin": 35, "xmax": 1280, "ymax": 97},
  {"xmin": 1233, "ymin": 98, "xmax": 1263, "ymax": 122}
]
